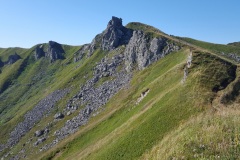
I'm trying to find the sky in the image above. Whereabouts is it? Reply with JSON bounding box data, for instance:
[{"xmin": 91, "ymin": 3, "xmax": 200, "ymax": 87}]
[{"xmin": 0, "ymin": 0, "xmax": 239, "ymax": 48}]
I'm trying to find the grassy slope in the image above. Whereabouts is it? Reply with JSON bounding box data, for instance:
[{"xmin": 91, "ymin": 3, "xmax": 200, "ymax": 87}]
[
  {"xmin": 177, "ymin": 37, "xmax": 240, "ymax": 55},
  {"xmin": 142, "ymin": 58, "xmax": 240, "ymax": 160},
  {"xmin": 0, "ymin": 47, "xmax": 108, "ymax": 157},
  {"xmin": 0, "ymin": 45, "xmax": 82, "ymax": 143},
  {"xmin": 0, "ymin": 47, "xmax": 28, "ymax": 61},
  {"xmin": 39, "ymin": 45, "xmax": 236, "ymax": 160},
  {"xmin": 142, "ymin": 107, "xmax": 240, "ymax": 160}
]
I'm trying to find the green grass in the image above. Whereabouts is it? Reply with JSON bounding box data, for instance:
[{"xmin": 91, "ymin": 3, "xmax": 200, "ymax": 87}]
[
  {"xmin": 142, "ymin": 107, "xmax": 240, "ymax": 160},
  {"xmin": 0, "ymin": 45, "xmax": 81, "ymax": 142},
  {"xmin": 177, "ymin": 37, "xmax": 240, "ymax": 55},
  {"xmin": 38, "ymin": 48, "xmax": 238, "ymax": 160},
  {"xmin": 0, "ymin": 47, "xmax": 27, "ymax": 61},
  {"xmin": 0, "ymin": 47, "xmax": 107, "ymax": 157}
]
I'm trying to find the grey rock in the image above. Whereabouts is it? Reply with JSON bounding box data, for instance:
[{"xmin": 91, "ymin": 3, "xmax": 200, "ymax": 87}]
[
  {"xmin": 73, "ymin": 16, "xmax": 132, "ymax": 59},
  {"xmin": 124, "ymin": 30, "xmax": 148, "ymax": 71},
  {"xmin": 34, "ymin": 137, "xmax": 46, "ymax": 146},
  {"xmin": 101, "ymin": 16, "xmax": 133, "ymax": 51},
  {"xmin": 88, "ymin": 34, "xmax": 102, "ymax": 57},
  {"xmin": 54, "ymin": 113, "xmax": 64, "ymax": 119},
  {"xmin": 45, "ymin": 41, "xmax": 65, "ymax": 62},
  {"xmin": 221, "ymin": 52, "xmax": 240, "ymax": 63},
  {"xmin": 66, "ymin": 111, "xmax": 71, "ymax": 116},
  {"xmin": 74, "ymin": 44, "xmax": 89, "ymax": 62},
  {"xmin": 34, "ymin": 44, "xmax": 45, "ymax": 60},
  {"xmin": 42, "ymin": 52, "xmax": 131, "ymax": 151},
  {"xmin": 124, "ymin": 30, "xmax": 180, "ymax": 71},
  {"xmin": 34, "ymin": 130, "xmax": 44, "ymax": 137},
  {"xmin": 44, "ymin": 128, "xmax": 49, "ymax": 135},
  {"xmin": 3, "ymin": 89, "xmax": 69, "ymax": 150}
]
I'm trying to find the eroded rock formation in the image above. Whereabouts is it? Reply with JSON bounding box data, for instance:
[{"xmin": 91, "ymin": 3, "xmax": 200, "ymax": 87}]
[{"xmin": 124, "ymin": 30, "xmax": 180, "ymax": 71}]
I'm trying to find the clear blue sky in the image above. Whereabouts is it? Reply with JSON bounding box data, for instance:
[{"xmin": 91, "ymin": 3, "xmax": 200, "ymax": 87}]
[{"xmin": 0, "ymin": 0, "xmax": 239, "ymax": 48}]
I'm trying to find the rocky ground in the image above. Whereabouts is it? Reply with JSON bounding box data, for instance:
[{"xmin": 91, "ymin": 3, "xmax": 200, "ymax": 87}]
[
  {"xmin": 0, "ymin": 89, "xmax": 69, "ymax": 159},
  {"xmin": 42, "ymin": 50, "xmax": 131, "ymax": 151}
]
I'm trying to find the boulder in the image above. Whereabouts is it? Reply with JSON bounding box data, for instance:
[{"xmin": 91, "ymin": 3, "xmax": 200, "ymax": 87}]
[
  {"xmin": 44, "ymin": 129, "xmax": 49, "ymax": 134},
  {"xmin": 34, "ymin": 137, "xmax": 46, "ymax": 146},
  {"xmin": 54, "ymin": 112, "xmax": 64, "ymax": 119},
  {"xmin": 66, "ymin": 111, "xmax": 71, "ymax": 116},
  {"xmin": 34, "ymin": 130, "xmax": 44, "ymax": 137}
]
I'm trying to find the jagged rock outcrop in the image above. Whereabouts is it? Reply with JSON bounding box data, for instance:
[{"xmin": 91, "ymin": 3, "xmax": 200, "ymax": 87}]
[
  {"xmin": 5, "ymin": 53, "xmax": 21, "ymax": 65},
  {"xmin": 101, "ymin": 16, "xmax": 133, "ymax": 51},
  {"xmin": 124, "ymin": 30, "xmax": 180, "ymax": 71},
  {"xmin": 74, "ymin": 16, "xmax": 132, "ymax": 60},
  {"xmin": 34, "ymin": 44, "xmax": 45, "ymax": 60},
  {"xmin": 45, "ymin": 41, "xmax": 65, "ymax": 62},
  {"xmin": 34, "ymin": 41, "xmax": 65, "ymax": 62}
]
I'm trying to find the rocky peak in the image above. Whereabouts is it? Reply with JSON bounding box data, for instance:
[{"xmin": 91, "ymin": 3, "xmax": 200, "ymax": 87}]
[
  {"xmin": 107, "ymin": 16, "xmax": 123, "ymax": 28},
  {"xmin": 5, "ymin": 53, "xmax": 21, "ymax": 65},
  {"xmin": 101, "ymin": 16, "xmax": 133, "ymax": 51},
  {"xmin": 46, "ymin": 41, "xmax": 65, "ymax": 62}
]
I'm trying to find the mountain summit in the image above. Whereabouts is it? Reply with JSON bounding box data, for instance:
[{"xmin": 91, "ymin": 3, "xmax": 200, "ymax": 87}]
[{"xmin": 101, "ymin": 16, "xmax": 133, "ymax": 50}]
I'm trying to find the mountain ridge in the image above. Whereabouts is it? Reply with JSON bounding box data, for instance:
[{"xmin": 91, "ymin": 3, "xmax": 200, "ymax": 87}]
[{"xmin": 0, "ymin": 16, "xmax": 240, "ymax": 160}]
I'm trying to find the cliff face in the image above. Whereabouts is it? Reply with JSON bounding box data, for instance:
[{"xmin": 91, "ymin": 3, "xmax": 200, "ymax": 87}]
[
  {"xmin": 75, "ymin": 16, "xmax": 133, "ymax": 58},
  {"xmin": 101, "ymin": 16, "xmax": 133, "ymax": 51},
  {"xmin": 46, "ymin": 41, "xmax": 65, "ymax": 62},
  {"xmin": 75, "ymin": 16, "xmax": 180, "ymax": 72},
  {"xmin": 124, "ymin": 30, "xmax": 180, "ymax": 71}
]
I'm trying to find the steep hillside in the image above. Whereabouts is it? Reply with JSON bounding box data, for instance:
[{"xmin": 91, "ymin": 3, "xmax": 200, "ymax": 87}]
[{"xmin": 0, "ymin": 16, "xmax": 240, "ymax": 160}]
